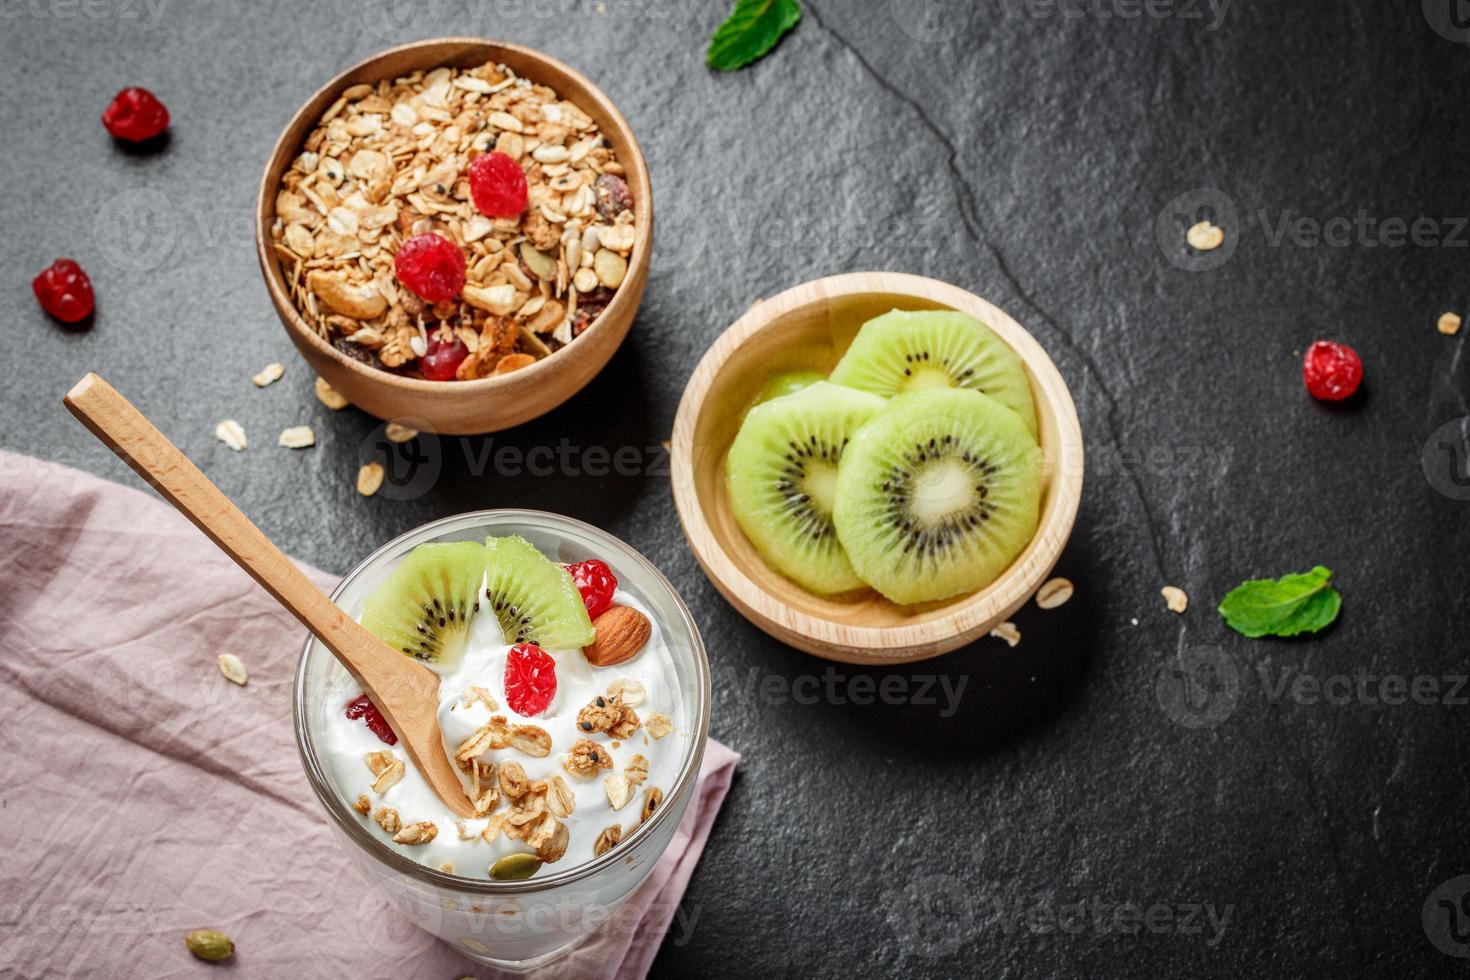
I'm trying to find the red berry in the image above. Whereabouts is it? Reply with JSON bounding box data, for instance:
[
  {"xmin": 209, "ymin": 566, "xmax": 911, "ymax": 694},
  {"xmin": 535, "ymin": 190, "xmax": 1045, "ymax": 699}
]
[
  {"xmin": 469, "ymin": 152, "xmax": 528, "ymax": 218},
  {"xmin": 394, "ymin": 233, "xmax": 465, "ymax": 303},
  {"xmin": 504, "ymin": 643, "xmax": 557, "ymax": 717},
  {"xmin": 568, "ymin": 559, "xmax": 618, "ymax": 620},
  {"xmin": 345, "ymin": 694, "xmax": 398, "ymax": 745},
  {"xmin": 32, "ymin": 259, "xmax": 95, "ymax": 323},
  {"xmin": 102, "ymin": 87, "xmax": 169, "ymax": 142},
  {"xmin": 1302, "ymin": 340, "xmax": 1363, "ymax": 401},
  {"xmin": 421, "ymin": 333, "xmax": 469, "ymax": 381}
]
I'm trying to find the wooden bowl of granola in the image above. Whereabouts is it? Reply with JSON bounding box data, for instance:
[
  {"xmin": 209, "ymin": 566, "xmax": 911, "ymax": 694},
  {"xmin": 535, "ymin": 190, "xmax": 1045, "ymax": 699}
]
[
  {"xmin": 256, "ymin": 39, "xmax": 651, "ymax": 434},
  {"xmin": 670, "ymin": 273, "xmax": 1084, "ymax": 665}
]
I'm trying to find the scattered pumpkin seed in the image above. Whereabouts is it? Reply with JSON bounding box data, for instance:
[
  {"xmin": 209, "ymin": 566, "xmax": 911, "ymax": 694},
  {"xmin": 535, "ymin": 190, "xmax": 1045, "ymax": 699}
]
[
  {"xmin": 216, "ymin": 653, "xmax": 248, "ymax": 686},
  {"xmin": 489, "ymin": 852, "xmax": 543, "ymax": 880},
  {"xmin": 185, "ymin": 929, "xmax": 235, "ymax": 962}
]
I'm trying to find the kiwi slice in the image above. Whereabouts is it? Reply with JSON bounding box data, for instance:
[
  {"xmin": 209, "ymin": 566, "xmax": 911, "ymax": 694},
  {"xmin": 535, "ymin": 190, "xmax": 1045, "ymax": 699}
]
[
  {"xmin": 483, "ymin": 535, "xmax": 596, "ymax": 650},
  {"xmin": 360, "ymin": 541, "xmax": 486, "ymax": 666},
  {"xmin": 828, "ymin": 310, "xmax": 1038, "ymax": 438},
  {"xmin": 726, "ymin": 381, "xmax": 888, "ymax": 594},
  {"xmin": 755, "ymin": 369, "xmax": 826, "ymax": 405},
  {"xmin": 833, "ymin": 387, "xmax": 1043, "ymax": 605}
]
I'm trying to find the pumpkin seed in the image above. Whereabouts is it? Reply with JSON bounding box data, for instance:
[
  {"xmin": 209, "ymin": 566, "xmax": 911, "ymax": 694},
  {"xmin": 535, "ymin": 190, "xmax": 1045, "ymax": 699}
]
[
  {"xmin": 489, "ymin": 852, "xmax": 543, "ymax": 881},
  {"xmin": 185, "ymin": 929, "xmax": 235, "ymax": 962},
  {"xmin": 519, "ymin": 242, "xmax": 557, "ymax": 281}
]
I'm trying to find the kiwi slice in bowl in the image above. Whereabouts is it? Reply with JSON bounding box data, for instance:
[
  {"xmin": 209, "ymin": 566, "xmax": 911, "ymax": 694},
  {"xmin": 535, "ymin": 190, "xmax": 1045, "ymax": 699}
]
[
  {"xmin": 726, "ymin": 381, "xmax": 888, "ymax": 594},
  {"xmin": 360, "ymin": 541, "xmax": 486, "ymax": 666},
  {"xmin": 755, "ymin": 369, "xmax": 826, "ymax": 405},
  {"xmin": 828, "ymin": 309, "xmax": 1038, "ymax": 438},
  {"xmin": 483, "ymin": 535, "xmax": 596, "ymax": 650},
  {"xmin": 833, "ymin": 387, "xmax": 1043, "ymax": 605}
]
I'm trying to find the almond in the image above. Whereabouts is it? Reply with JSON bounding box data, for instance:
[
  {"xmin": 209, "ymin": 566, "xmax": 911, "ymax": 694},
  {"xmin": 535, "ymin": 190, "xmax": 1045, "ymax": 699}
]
[{"xmin": 583, "ymin": 605, "xmax": 651, "ymax": 667}]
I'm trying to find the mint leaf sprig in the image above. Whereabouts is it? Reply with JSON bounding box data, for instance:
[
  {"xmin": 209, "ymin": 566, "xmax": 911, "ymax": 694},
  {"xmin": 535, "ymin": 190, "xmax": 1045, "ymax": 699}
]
[
  {"xmin": 707, "ymin": 0, "xmax": 802, "ymax": 72},
  {"xmin": 1217, "ymin": 565, "xmax": 1342, "ymax": 638}
]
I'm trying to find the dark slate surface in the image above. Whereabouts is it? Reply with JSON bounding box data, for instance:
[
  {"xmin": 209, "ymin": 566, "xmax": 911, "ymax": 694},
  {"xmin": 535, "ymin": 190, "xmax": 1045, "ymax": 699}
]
[{"xmin": 5, "ymin": 1, "xmax": 1470, "ymax": 976}]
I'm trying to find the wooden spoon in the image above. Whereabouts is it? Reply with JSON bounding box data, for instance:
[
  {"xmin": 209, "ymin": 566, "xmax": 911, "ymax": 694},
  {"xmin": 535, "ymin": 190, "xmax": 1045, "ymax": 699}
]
[{"xmin": 64, "ymin": 373, "xmax": 475, "ymax": 819}]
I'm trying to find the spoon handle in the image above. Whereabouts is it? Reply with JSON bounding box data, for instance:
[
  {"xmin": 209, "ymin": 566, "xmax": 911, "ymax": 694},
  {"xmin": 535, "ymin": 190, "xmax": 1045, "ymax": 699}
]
[{"xmin": 64, "ymin": 373, "xmax": 473, "ymax": 818}]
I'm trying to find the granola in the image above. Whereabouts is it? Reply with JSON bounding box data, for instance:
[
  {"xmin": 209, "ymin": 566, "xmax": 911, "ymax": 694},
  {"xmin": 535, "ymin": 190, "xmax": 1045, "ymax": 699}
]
[{"xmin": 270, "ymin": 61, "xmax": 638, "ymax": 381}]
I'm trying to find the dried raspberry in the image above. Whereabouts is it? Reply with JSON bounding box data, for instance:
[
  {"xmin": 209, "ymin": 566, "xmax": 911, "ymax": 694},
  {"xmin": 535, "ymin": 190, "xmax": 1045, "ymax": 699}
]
[
  {"xmin": 1302, "ymin": 340, "xmax": 1363, "ymax": 401},
  {"xmin": 346, "ymin": 694, "xmax": 397, "ymax": 745},
  {"xmin": 469, "ymin": 152, "xmax": 527, "ymax": 218},
  {"xmin": 102, "ymin": 87, "xmax": 169, "ymax": 142},
  {"xmin": 394, "ymin": 233, "xmax": 465, "ymax": 303},
  {"xmin": 504, "ymin": 643, "xmax": 557, "ymax": 717},
  {"xmin": 421, "ymin": 334, "xmax": 469, "ymax": 381},
  {"xmin": 568, "ymin": 559, "xmax": 617, "ymax": 620},
  {"xmin": 32, "ymin": 259, "xmax": 95, "ymax": 323}
]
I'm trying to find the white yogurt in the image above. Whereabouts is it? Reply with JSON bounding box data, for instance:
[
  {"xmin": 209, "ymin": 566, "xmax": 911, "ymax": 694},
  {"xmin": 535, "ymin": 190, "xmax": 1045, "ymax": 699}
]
[{"xmin": 320, "ymin": 584, "xmax": 684, "ymax": 879}]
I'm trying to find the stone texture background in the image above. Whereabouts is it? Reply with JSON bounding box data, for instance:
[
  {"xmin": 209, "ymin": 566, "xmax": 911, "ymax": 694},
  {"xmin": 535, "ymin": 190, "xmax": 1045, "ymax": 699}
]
[{"xmin": 4, "ymin": 0, "xmax": 1469, "ymax": 976}]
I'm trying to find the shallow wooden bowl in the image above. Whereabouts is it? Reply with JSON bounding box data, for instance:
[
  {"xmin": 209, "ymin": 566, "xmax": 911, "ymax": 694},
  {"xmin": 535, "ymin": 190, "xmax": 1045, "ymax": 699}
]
[
  {"xmin": 255, "ymin": 38, "xmax": 652, "ymax": 435},
  {"xmin": 670, "ymin": 273, "xmax": 1084, "ymax": 664}
]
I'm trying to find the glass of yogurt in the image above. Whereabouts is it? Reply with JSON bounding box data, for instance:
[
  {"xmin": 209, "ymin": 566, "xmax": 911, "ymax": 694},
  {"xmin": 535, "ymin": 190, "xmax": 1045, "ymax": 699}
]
[{"xmin": 292, "ymin": 510, "xmax": 711, "ymax": 971}]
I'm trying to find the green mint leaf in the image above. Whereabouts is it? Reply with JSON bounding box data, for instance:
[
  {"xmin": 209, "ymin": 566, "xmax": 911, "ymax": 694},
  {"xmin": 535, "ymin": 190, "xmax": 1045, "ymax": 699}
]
[
  {"xmin": 1217, "ymin": 566, "xmax": 1342, "ymax": 638},
  {"xmin": 707, "ymin": 0, "xmax": 802, "ymax": 72}
]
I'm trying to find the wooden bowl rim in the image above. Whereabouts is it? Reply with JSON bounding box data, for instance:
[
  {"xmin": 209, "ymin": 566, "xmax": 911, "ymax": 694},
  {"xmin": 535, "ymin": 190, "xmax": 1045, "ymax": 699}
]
[
  {"xmin": 253, "ymin": 37, "xmax": 653, "ymax": 398},
  {"xmin": 670, "ymin": 271, "xmax": 1085, "ymax": 663}
]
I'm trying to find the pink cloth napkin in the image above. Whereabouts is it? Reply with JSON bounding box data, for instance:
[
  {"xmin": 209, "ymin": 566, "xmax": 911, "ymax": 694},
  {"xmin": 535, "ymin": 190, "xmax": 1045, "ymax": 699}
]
[{"xmin": 0, "ymin": 450, "xmax": 737, "ymax": 979}]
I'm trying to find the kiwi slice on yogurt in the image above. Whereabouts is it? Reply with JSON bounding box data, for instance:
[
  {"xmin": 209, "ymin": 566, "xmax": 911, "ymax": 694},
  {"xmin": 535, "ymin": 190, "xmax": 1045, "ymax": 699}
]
[
  {"xmin": 833, "ymin": 386, "xmax": 1042, "ymax": 605},
  {"xmin": 360, "ymin": 541, "xmax": 486, "ymax": 666},
  {"xmin": 483, "ymin": 535, "xmax": 595, "ymax": 650},
  {"xmin": 828, "ymin": 309, "xmax": 1038, "ymax": 438},
  {"xmin": 726, "ymin": 381, "xmax": 887, "ymax": 595}
]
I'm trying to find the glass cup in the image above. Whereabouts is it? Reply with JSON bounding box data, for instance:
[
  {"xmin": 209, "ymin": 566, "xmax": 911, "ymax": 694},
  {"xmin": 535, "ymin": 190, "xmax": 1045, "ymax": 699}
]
[{"xmin": 292, "ymin": 511, "xmax": 711, "ymax": 972}]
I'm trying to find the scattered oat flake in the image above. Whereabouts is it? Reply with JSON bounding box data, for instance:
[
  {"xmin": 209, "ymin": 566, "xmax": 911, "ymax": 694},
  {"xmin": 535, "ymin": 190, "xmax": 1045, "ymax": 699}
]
[
  {"xmin": 278, "ymin": 425, "xmax": 316, "ymax": 449},
  {"xmin": 1161, "ymin": 586, "xmax": 1189, "ymax": 614},
  {"xmin": 315, "ymin": 376, "xmax": 350, "ymax": 409},
  {"xmin": 357, "ymin": 461, "xmax": 385, "ymax": 497},
  {"xmin": 385, "ymin": 422, "xmax": 419, "ymax": 443},
  {"xmin": 646, "ymin": 713, "xmax": 673, "ymax": 739},
  {"xmin": 252, "ymin": 362, "xmax": 285, "ymax": 388},
  {"xmin": 1035, "ymin": 577, "xmax": 1073, "ymax": 610},
  {"xmin": 216, "ymin": 653, "xmax": 248, "ymax": 686},
  {"xmin": 214, "ymin": 420, "xmax": 247, "ymax": 452},
  {"xmin": 1186, "ymin": 220, "xmax": 1224, "ymax": 251},
  {"xmin": 1438, "ymin": 312, "xmax": 1462, "ymax": 336},
  {"xmin": 990, "ymin": 622, "xmax": 1021, "ymax": 647}
]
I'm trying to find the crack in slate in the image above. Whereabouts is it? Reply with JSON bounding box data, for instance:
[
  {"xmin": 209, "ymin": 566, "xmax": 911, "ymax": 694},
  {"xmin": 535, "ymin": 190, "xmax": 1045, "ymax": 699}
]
[{"xmin": 803, "ymin": 2, "xmax": 1169, "ymax": 580}]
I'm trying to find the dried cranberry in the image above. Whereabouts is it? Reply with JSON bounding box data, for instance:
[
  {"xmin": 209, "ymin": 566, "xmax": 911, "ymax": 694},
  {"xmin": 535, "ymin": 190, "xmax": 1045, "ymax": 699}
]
[
  {"xmin": 504, "ymin": 643, "xmax": 557, "ymax": 717},
  {"xmin": 568, "ymin": 559, "xmax": 617, "ymax": 620},
  {"xmin": 102, "ymin": 87, "xmax": 169, "ymax": 142},
  {"xmin": 1302, "ymin": 340, "xmax": 1363, "ymax": 401},
  {"xmin": 32, "ymin": 259, "xmax": 95, "ymax": 323},
  {"xmin": 421, "ymin": 334, "xmax": 469, "ymax": 381},
  {"xmin": 346, "ymin": 694, "xmax": 397, "ymax": 745},
  {"xmin": 593, "ymin": 173, "xmax": 633, "ymax": 221},
  {"xmin": 469, "ymin": 152, "xmax": 528, "ymax": 218},
  {"xmin": 394, "ymin": 233, "xmax": 465, "ymax": 303}
]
